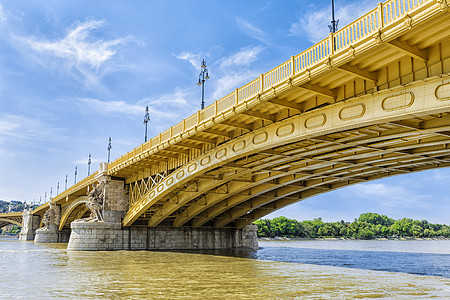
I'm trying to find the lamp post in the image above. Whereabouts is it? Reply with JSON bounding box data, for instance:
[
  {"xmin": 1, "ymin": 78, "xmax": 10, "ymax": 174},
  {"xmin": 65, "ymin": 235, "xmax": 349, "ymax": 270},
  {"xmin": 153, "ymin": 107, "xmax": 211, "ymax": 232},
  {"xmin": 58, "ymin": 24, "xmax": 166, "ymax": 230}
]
[
  {"xmin": 65, "ymin": 174, "xmax": 68, "ymax": 190},
  {"xmin": 50, "ymin": 187, "xmax": 52, "ymax": 198},
  {"xmin": 74, "ymin": 166, "xmax": 77, "ymax": 184},
  {"xmin": 88, "ymin": 154, "xmax": 92, "ymax": 176},
  {"xmin": 143, "ymin": 105, "xmax": 150, "ymax": 143},
  {"xmin": 57, "ymin": 182, "xmax": 59, "ymax": 195},
  {"xmin": 329, "ymin": 0, "xmax": 339, "ymax": 33},
  {"xmin": 197, "ymin": 59, "xmax": 210, "ymax": 110},
  {"xmin": 107, "ymin": 137, "xmax": 112, "ymax": 163}
]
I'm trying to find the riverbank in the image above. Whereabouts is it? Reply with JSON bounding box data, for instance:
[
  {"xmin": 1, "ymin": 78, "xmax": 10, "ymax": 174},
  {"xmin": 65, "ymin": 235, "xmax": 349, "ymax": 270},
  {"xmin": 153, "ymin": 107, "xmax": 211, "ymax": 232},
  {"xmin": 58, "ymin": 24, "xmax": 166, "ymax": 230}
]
[{"xmin": 259, "ymin": 236, "xmax": 450, "ymax": 241}]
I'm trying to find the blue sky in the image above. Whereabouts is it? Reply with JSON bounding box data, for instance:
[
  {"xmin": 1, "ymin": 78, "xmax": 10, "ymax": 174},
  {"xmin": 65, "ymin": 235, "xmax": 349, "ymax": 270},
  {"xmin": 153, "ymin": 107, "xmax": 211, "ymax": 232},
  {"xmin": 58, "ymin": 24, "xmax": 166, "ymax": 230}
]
[{"xmin": 0, "ymin": 0, "xmax": 448, "ymax": 224}]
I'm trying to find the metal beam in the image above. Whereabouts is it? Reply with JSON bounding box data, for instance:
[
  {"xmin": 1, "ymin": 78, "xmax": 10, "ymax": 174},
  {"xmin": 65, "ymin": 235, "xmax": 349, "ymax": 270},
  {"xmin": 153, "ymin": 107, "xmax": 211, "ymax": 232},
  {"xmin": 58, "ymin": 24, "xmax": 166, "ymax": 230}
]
[
  {"xmin": 269, "ymin": 98, "xmax": 303, "ymax": 111},
  {"xmin": 203, "ymin": 129, "xmax": 234, "ymax": 138},
  {"xmin": 297, "ymin": 83, "xmax": 337, "ymax": 99},
  {"xmin": 338, "ymin": 64, "xmax": 377, "ymax": 82},
  {"xmin": 241, "ymin": 110, "xmax": 275, "ymax": 122},
  {"xmin": 387, "ymin": 39, "xmax": 427, "ymax": 61},
  {"xmin": 221, "ymin": 120, "xmax": 254, "ymax": 131}
]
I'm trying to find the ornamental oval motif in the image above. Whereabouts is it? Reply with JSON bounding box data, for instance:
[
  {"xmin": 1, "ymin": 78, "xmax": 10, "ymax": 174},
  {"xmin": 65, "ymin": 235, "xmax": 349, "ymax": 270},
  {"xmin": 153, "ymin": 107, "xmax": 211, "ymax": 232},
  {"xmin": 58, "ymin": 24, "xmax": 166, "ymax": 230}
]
[
  {"xmin": 339, "ymin": 104, "xmax": 365, "ymax": 120},
  {"xmin": 149, "ymin": 191, "xmax": 155, "ymax": 199},
  {"xmin": 188, "ymin": 163, "xmax": 197, "ymax": 173},
  {"xmin": 253, "ymin": 131, "xmax": 268, "ymax": 145},
  {"xmin": 382, "ymin": 92, "xmax": 414, "ymax": 111},
  {"xmin": 157, "ymin": 185, "xmax": 164, "ymax": 192},
  {"xmin": 176, "ymin": 170, "xmax": 184, "ymax": 179},
  {"xmin": 305, "ymin": 114, "xmax": 326, "ymax": 129},
  {"xmin": 166, "ymin": 177, "xmax": 174, "ymax": 186},
  {"xmin": 276, "ymin": 123, "xmax": 294, "ymax": 137},
  {"xmin": 232, "ymin": 140, "xmax": 246, "ymax": 152},
  {"xmin": 215, "ymin": 148, "xmax": 227, "ymax": 159},
  {"xmin": 435, "ymin": 83, "xmax": 450, "ymax": 101},
  {"xmin": 200, "ymin": 156, "xmax": 210, "ymax": 166}
]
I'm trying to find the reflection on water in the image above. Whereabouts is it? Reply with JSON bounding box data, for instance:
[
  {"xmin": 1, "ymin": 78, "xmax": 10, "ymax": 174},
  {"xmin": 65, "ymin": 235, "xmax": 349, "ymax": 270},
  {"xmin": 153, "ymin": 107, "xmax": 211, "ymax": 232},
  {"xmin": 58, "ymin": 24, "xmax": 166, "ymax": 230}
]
[{"xmin": 0, "ymin": 237, "xmax": 449, "ymax": 299}]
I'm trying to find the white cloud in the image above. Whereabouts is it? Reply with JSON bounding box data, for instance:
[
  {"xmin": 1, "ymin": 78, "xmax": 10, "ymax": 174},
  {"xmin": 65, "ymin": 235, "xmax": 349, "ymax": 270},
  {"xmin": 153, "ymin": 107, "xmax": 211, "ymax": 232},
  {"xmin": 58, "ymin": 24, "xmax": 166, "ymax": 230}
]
[
  {"xmin": 144, "ymin": 88, "xmax": 191, "ymax": 107},
  {"xmin": 219, "ymin": 46, "xmax": 264, "ymax": 69},
  {"xmin": 430, "ymin": 169, "xmax": 450, "ymax": 184},
  {"xmin": 174, "ymin": 51, "xmax": 209, "ymax": 69},
  {"xmin": 25, "ymin": 20, "xmax": 129, "ymax": 69},
  {"xmin": 236, "ymin": 18, "xmax": 268, "ymax": 44},
  {"xmin": 289, "ymin": 1, "xmax": 379, "ymax": 43},
  {"xmin": 0, "ymin": 114, "xmax": 65, "ymax": 157},
  {"xmin": 212, "ymin": 71, "xmax": 258, "ymax": 100},
  {"xmin": 76, "ymin": 98, "xmax": 143, "ymax": 116},
  {"xmin": 211, "ymin": 47, "xmax": 264, "ymax": 100},
  {"xmin": 0, "ymin": 4, "xmax": 6, "ymax": 23},
  {"xmin": 344, "ymin": 182, "xmax": 430, "ymax": 208},
  {"xmin": 17, "ymin": 20, "xmax": 135, "ymax": 88},
  {"xmin": 75, "ymin": 88, "xmax": 196, "ymax": 123}
]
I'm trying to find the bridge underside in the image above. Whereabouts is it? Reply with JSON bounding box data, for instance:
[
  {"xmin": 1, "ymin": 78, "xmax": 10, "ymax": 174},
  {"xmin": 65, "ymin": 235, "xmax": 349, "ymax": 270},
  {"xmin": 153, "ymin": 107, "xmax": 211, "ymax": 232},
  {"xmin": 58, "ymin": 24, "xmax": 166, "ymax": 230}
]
[{"xmin": 128, "ymin": 104, "xmax": 450, "ymax": 229}]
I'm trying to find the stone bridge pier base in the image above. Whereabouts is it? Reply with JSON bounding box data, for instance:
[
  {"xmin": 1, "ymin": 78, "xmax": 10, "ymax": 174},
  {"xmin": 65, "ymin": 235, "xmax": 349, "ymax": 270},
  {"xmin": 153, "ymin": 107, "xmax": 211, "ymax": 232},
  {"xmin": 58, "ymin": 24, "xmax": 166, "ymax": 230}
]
[
  {"xmin": 34, "ymin": 201, "xmax": 61, "ymax": 243},
  {"xmin": 67, "ymin": 223, "xmax": 258, "ymax": 251},
  {"xmin": 19, "ymin": 210, "xmax": 40, "ymax": 241}
]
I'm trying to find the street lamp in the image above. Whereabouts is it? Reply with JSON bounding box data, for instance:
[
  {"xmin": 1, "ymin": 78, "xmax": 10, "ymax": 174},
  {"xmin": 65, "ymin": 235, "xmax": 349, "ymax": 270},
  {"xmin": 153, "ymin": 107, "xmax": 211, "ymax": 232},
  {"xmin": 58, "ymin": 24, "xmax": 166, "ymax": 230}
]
[
  {"xmin": 107, "ymin": 137, "xmax": 112, "ymax": 163},
  {"xmin": 65, "ymin": 174, "xmax": 68, "ymax": 190},
  {"xmin": 57, "ymin": 182, "xmax": 59, "ymax": 195},
  {"xmin": 143, "ymin": 105, "xmax": 150, "ymax": 143},
  {"xmin": 88, "ymin": 154, "xmax": 92, "ymax": 176},
  {"xmin": 74, "ymin": 166, "xmax": 78, "ymax": 184},
  {"xmin": 197, "ymin": 59, "xmax": 210, "ymax": 109},
  {"xmin": 328, "ymin": 0, "xmax": 339, "ymax": 33}
]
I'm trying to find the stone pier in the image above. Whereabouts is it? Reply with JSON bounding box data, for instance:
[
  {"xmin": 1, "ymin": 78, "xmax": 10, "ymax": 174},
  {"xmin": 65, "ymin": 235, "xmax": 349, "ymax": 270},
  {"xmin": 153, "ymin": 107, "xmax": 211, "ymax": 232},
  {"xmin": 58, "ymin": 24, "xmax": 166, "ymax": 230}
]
[
  {"xmin": 67, "ymin": 222, "xmax": 258, "ymax": 251},
  {"xmin": 19, "ymin": 209, "xmax": 40, "ymax": 241},
  {"xmin": 34, "ymin": 201, "xmax": 61, "ymax": 243}
]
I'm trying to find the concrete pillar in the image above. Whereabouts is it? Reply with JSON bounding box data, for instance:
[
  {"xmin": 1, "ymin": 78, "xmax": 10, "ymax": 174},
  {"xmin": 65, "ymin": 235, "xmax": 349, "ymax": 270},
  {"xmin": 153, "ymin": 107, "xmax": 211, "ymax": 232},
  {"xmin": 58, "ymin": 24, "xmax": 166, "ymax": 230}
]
[{"xmin": 19, "ymin": 209, "xmax": 40, "ymax": 241}]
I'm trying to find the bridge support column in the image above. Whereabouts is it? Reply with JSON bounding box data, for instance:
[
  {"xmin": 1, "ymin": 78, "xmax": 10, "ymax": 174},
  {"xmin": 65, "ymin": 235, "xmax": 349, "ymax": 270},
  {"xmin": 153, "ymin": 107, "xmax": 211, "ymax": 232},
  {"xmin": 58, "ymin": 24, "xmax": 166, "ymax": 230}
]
[
  {"xmin": 34, "ymin": 202, "xmax": 61, "ymax": 243},
  {"xmin": 19, "ymin": 209, "xmax": 40, "ymax": 241},
  {"xmin": 67, "ymin": 223, "xmax": 258, "ymax": 251}
]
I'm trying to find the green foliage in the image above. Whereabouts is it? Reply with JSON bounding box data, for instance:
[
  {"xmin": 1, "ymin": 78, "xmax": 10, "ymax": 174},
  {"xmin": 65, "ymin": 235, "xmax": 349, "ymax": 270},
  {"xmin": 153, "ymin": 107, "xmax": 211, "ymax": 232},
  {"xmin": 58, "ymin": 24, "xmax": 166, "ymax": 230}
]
[{"xmin": 253, "ymin": 212, "xmax": 449, "ymax": 239}]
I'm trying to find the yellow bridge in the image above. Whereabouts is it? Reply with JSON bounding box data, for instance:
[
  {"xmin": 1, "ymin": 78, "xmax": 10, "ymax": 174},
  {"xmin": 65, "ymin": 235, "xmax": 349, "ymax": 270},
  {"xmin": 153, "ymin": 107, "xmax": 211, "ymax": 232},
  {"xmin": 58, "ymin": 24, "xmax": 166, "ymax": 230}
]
[{"xmin": 1, "ymin": 0, "xmax": 449, "ymax": 248}]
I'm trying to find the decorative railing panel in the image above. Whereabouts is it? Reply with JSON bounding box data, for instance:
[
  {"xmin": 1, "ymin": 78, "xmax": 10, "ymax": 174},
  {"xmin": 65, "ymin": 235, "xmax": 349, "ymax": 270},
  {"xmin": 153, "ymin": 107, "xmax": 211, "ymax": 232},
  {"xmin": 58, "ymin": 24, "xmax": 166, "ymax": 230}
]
[{"xmin": 238, "ymin": 78, "xmax": 261, "ymax": 102}]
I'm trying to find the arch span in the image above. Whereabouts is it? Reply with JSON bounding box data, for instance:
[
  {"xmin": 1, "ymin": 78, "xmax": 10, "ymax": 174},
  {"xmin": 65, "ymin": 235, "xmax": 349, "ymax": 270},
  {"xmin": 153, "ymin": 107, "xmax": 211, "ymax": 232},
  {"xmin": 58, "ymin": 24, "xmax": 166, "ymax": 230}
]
[
  {"xmin": 123, "ymin": 75, "xmax": 450, "ymax": 228},
  {"xmin": 59, "ymin": 196, "xmax": 89, "ymax": 231},
  {"xmin": 0, "ymin": 218, "xmax": 22, "ymax": 228}
]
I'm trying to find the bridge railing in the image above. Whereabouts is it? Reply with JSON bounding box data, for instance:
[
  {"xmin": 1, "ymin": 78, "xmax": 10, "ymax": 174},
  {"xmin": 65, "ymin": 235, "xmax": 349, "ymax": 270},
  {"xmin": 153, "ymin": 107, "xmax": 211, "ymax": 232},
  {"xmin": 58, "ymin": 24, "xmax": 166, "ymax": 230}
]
[
  {"xmin": 384, "ymin": 0, "xmax": 425, "ymax": 25},
  {"xmin": 101, "ymin": 0, "xmax": 431, "ymax": 176},
  {"xmin": 334, "ymin": 8, "xmax": 379, "ymax": 53}
]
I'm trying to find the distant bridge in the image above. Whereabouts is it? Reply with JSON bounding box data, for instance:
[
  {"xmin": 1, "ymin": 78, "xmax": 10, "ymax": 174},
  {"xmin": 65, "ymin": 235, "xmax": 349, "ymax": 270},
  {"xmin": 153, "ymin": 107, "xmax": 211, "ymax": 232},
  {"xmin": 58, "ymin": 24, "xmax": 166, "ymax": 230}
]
[
  {"xmin": 0, "ymin": 212, "xmax": 23, "ymax": 228},
  {"xmin": 2, "ymin": 0, "xmax": 449, "ymax": 245}
]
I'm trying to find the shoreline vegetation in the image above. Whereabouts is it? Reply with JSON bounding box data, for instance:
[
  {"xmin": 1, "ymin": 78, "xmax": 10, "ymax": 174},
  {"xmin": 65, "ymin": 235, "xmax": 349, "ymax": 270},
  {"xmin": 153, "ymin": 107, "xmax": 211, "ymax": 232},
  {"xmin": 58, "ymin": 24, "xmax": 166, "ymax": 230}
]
[
  {"xmin": 254, "ymin": 213, "xmax": 450, "ymax": 240},
  {"xmin": 259, "ymin": 236, "xmax": 450, "ymax": 241}
]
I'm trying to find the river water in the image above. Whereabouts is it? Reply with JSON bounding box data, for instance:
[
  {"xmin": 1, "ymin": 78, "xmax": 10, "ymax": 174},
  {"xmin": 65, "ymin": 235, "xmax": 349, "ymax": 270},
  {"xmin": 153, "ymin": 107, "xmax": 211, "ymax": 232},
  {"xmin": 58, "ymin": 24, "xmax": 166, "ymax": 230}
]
[{"xmin": 0, "ymin": 237, "xmax": 449, "ymax": 299}]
